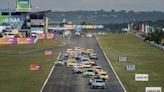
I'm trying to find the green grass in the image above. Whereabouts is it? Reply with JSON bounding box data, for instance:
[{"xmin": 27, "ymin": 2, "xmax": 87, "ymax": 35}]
[
  {"xmin": 0, "ymin": 39, "xmax": 63, "ymax": 53},
  {"xmin": 0, "ymin": 39, "xmax": 62, "ymax": 92},
  {"xmin": 97, "ymin": 34, "xmax": 164, "ymax": 92},
  {"xmin": 0, "ymin": 52, "xmax": 58, "ymax": 92}
]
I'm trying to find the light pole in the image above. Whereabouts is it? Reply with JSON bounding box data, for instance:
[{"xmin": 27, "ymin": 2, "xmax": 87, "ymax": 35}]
[
  {"xmin": 8, "ymin": 0, "xmax": 11, "ymax": 16},
  {"xmin": 36, "ymin": 6, "xmax": 39, "ymax": 33},
  {"xmin": 8, "ymin": 0, "xmax": 9, "ymax": 10}
]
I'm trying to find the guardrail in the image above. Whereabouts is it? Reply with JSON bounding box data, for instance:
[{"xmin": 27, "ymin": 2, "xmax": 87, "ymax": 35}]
[{"xmin": 132, "ymin": 34, "xmax": 164, "ymax": 51}]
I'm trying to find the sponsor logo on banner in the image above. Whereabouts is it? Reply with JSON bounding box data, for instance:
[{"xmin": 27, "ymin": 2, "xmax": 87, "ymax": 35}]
[
  {"xmin": 38, "ymin": 33, "xmax": 46, "ymax": 39},
  {"xmin": 0, "ymin": 38, "xmax": 17, "ymax": 45},
  {"xmin": 126, "ymin": 65, "xmax": 136, "ymax": 71},
  {"xmin": 84, "ymin": 25, "xmax": 97, "ymax": 29},
  {"xmin": 44, "ymin": 50, "xmax": 53, "ymax": 56},
  {"xmin": 17, "ymin": 37, "xmax": 35, "ymax": 44},
  {"xmin": 64, "ymin": 24, "xmax": 75, "ymax": 29},
  {"xmin": 46, "ymin": 33, "xmax": 55, "ymax": 39},
  {"xmin": 145, "ymin": 87, "xmax": 162, "ymax": 92},
  {"xmin": 76, "ymin": 25, "xmax": 82, "ymax": 29},
  {"xmin": 30, "ymin": 64, "xmax": 41, "ymax": 71},
  {"xmin": 0, "ymin": 16, "xmax": 21, "ymax": 27},
  {"xmin": 16, "ymin": 0, "xmax": 32, "ymax": 11},
  {"xmin": 118, "ymin": 56, "xmax": 128, "ymax": 62},
  {"xmin": 135, "ymin": 74, "xmax": 149, "ymax": 81},
  {"xmin": 96, "ymin": 25, "xmax": 104, "ymax": 29}
]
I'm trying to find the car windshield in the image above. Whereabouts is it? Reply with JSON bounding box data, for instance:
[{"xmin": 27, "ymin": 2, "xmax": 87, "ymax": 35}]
[
  {"xmin": 96, "ymin": 80, "xmax": 103, "ymax": 82},
  {"xmin": 82, "ymin": 59, "xmax": 89, "ymax": 61},
  {"xmin": 70, "ymin": 61, "xmax": 75, "ymax": 63},
  {"xmin": 87, "ymin": 70, "xmax": 93, "ymax": 72},
  {"xmin": 93, "ymin": 77, "xmax": 99, "ymax": 79},
  {"xmin": 96, "ymin": 68, "xmax": 101, "ymax": 69},
  {"xmin": 101, "ymin": 74, "xmax": 107, "ymax": 75},
  {"xmin": 85, "ymin": 63, "xmax": 90, "ymax": 65},
  {"xmin": 83, "ymin": 56, "xmax": 89, "ymax": 58},
  {"xmin": 78, "ymin": 67, "xmax": 83, "ymax": 69}
]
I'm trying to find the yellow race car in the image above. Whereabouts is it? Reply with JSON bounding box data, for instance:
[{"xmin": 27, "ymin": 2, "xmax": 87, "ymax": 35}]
[
  {"xmin": 81, "ymin": 48, "xmax": 87, "ymax": 54},
  {"xmin": 86, "ymin": 49, "xmax": 93, "ymax": 54},
  {"xmin": 82, "ymin": 62, "xmax": 92, "ymax": 68},
  {"xmin": 67, "ymin": 59, "xmax": 76, "ymax": 67},
  {"xmin": 66, "ymin": 48, "xmax": 73, "ymax": 53},
  {"xmin": 97, "ymin": 70, "xmax": 109, "ymax": 80},
  {"xmin": 89, "ymin": 60, "xmax": 96, "ymax": 66}
]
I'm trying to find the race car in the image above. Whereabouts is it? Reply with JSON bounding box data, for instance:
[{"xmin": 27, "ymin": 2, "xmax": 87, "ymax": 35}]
[
  {"xmin": 87, "ymin": 33, "xmax": 93, "ymax": 38},
  {"xmin": 55, "ymin": 59, "xmax": 65, "ymax": 66},
  {"xmin": 73, "ymin": 63, "xmax": 84, "ymax": 73},
  {"xmin": 92, "ymin": 66, "xmax": 102, "ymax": 73},
  {"xmin": 97, "ymin": 70, "xmax": 109, "ymax": 80},
  {"xmin": 82, "ymin": 62, "xmax": 92, "ymax": 68},
  {"xmin": 74, "ymin": 53, "xmax": 81, "ymax": 60},
  {"xmin": 74, "ymin": 47, "xmax": 81, "ymax": 53},
  {"xmin": 83, "ymin": 68, "xmax": 96, "ymax": 76},
  {"xmin": 67, "ymin": 59, "xmax": 76, "ymax": 67},
  {"xmin": 89, "ymin": 60, "xmax": 97, "ymax": 66},
  {"xmin": 81, "ymin": 48, "xmax": 87, "ymax": 54},
  {"xmin": 88, "ymin": 76, "xmax": 101, "ymax": 85},
  {"xmin": 89, "ymin": 52, "xmax": 98, "ymax": 60},
  {"xmin": 80, "ymin": 55, "xmax": 90, "ymax": 61},
  {"xmin": 91, "ymin": 79, "xmax": 105, "ymax": 89},
  {"xmin": 62, "ymin": 53, "xmax": 69, "ymax": 60},
  {"xmin": 66, "ymin": 48, "xmax": 73, "ymax": 53},
  {"xmin": 86, "ymin": 49, "xmax": 93, "ymax": 54}
]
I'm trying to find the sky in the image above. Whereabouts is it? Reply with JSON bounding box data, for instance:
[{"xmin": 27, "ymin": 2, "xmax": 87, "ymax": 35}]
[{"xmin": 0, "ymin": 0, "xmax": 164, "ymax": 11}]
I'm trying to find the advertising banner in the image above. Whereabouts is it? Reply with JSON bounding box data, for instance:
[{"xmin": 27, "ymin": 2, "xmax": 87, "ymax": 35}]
[
  {"xmin": 85, "ymin": 25, "xmax": 97, "ymax": 29},
  {"xmin": 17, "ymin": 37, "xmax": 35, "ymax": 45},
  {"xmin": 145, "ymin": 87, "xmax": 162, "ymax": 92},
  {"xmin": 0, "ymin": 16, "xmax": 22, "ymax": 27},
  {"xmin": 76, "ymin": 25, "xmax": 82, "ymax": 29},
  {"xmin": 31, "ymin": 27, "xmax": 44, "ymax": 34},
  {"xmin": 96, "ymin": 25, "xmax": 104, "ymax": 29},
  {"xmin": 0, "ymin": 38, "xmax": 17, "ymax": 45},
  {"xmin": 38, "ymin": 33, "xmax": 46, "ymax": 39},
  {"xmin": 135, "ymin": 74, "xmax": 149, "ymax": 81},
  {"xmin": 30, "ymin": 64, "xmax": 41, "ymax": 71},
  {"xmin": 38, "ymin": 33, "xmax": 55, "ymax": 39},
  {"xmin": 118, "ymin": 56, "xmax": 128, "ymax": 62},
  {"xmin": 44, "ymin": 50, "xmax": 53, "ymax": 56},
  {"xmin": 46, "ymin": 33, "xmax": 55, "ymax": 39},
  {"xmin": 64, "ymin": 24, "xmax": 75, "ymax": 29},
  {"xmin": 126, "ymin": 65, "xmax": 136, "ymax": 71},
  {"xmin": 16, "ymin": 0, "xmax": 31, "ymax": 12},
  {"xmin": 31, "ymin": 19, "xmax": 45, "ymax": 25}
]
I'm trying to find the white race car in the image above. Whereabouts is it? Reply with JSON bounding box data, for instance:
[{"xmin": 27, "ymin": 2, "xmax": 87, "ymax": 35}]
[
  {"xmin": 91, "ymin": 79, "xmax": 105, "ymax": 89},
  {"xmin": 87, "ymin": 33, "xmax": 93, "ymax": 37}
]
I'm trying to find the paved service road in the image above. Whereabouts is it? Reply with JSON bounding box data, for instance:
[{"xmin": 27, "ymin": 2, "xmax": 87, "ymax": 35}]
[{"xmin": 42, "ymin": 35, "xmax": 125, "ymax": 92}]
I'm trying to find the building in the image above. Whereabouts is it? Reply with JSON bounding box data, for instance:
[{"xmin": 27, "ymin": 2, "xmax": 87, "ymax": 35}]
[{"xmin": 0, "ymin": 8, "xmax": 51, "ymax": 37}]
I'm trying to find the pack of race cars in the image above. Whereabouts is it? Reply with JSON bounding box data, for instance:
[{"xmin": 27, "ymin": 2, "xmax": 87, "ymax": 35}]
[{"xmin": 55, "ymin": 47, "xmax": 109, "ymax": 89}]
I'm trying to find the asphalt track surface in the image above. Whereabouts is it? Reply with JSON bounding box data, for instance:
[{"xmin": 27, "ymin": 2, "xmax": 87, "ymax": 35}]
[{"xmin": 42, "ymin": 35, "xmax": 124, "ymax": 92}]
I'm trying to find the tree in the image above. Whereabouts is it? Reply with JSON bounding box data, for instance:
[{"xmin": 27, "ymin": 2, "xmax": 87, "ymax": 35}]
[
  {"xmin": 80, "ymin": 21, "xmax": 86, "ymax": 25},
  {"xmin": 145, "ymin": 26, "xmax": 163, "ymax": 44}
]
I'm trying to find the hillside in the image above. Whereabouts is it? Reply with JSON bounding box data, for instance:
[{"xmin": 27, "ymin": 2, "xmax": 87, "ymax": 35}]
[{"xmin": 48, "ymin": 10, "xmax": 164, "ymax": 24}]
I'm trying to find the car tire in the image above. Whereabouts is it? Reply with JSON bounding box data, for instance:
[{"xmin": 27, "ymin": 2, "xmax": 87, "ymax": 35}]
[
  {"xmin": 91, "ymin": 86, "xmax": 95, "ymax": 89},
  {"xmin": 102, "ymin": 86, "xmax": 105, "ymax": 89}
]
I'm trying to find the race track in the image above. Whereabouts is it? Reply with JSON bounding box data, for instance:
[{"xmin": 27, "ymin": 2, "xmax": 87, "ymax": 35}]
[{"xmin": 42, "ymin": 35, "xmax": 124, "ymax": 92}]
